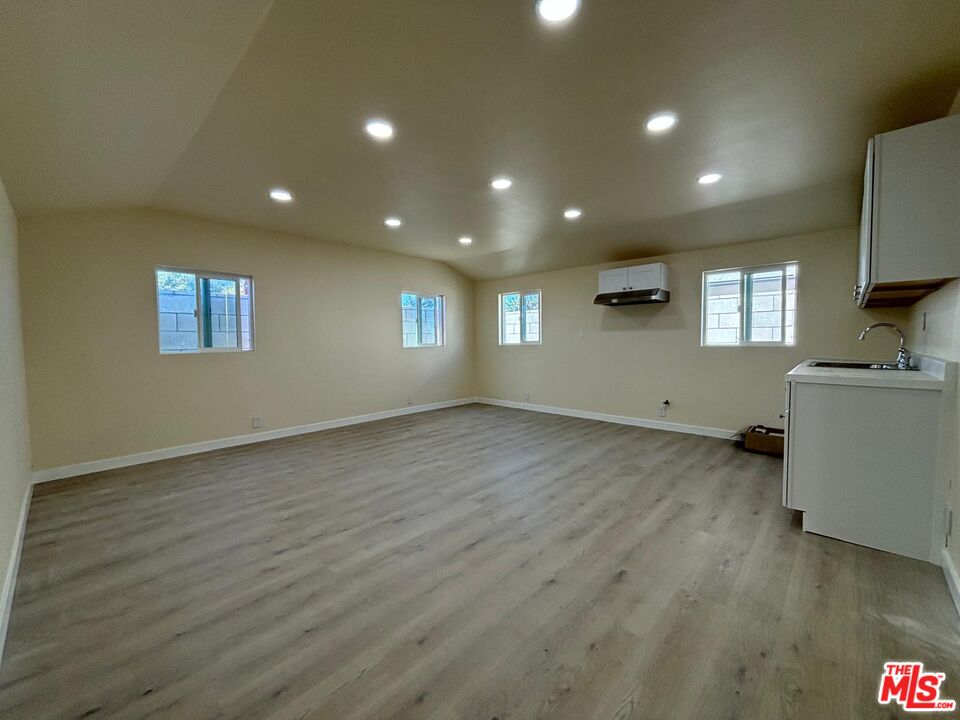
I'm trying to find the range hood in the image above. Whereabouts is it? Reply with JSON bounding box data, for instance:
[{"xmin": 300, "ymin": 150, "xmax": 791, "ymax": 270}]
[
  {"xmin": 594, "ymin": 262, "xmax": 670, "ymax": 306},
  {"xmin": 593, "ymin": 288, "xmax": 670, "ymax": 305}
]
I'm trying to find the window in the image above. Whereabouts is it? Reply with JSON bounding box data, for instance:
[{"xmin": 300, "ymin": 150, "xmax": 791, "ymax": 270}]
[
  {"xmin": 156, "ymin": 268, "xmax": 254, "ymax": 353},
  {"xmin": 702, "ymin": 263, "xmax": 797, "ymax": 346},
  {"xmin": 401, "ymin": 292, "xmax": 444, "ymax": 348},
  {"xmin": 499, "ymin": 290, "xmax": 541, "ymax": 345}
]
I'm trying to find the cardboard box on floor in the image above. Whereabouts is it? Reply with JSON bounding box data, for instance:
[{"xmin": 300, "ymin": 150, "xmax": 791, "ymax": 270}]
[{"xmin": 744, "ymin": 425, "xmax": 784, "ymax": 456}]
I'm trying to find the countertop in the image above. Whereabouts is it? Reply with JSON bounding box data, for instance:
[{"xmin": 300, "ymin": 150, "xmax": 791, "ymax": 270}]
[{"xmin": 786, "ymin": 357, "xmax": 947, "ymax": 390}]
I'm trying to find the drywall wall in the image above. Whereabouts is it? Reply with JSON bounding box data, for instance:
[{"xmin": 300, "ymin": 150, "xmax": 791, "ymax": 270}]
[
  {"xmin": 475, "ymin": 228, "xmax": 907, "ymax": 432},
  {"xmin": 19, "ymin": 209, "xmax": 474, "ymax": 469},
  {"xmin": 907, "ymin": 89, "xmax": 960, "ymax": 572},
  {"xmin": 0, "ymin": 174, "xmax": 31, "ymax": 662},
  {"xmin": 908, "ymin": 281, "xmax": 960, "ymax": 571}
]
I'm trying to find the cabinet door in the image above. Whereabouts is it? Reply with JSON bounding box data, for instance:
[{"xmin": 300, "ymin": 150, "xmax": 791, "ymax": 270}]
[
  {"xmin": 599, "ymin": 268, "xmax": 629, "ymax": 294},
  {"xmin": 627, "ymin": 264, "xmax": 658, "ymax": 291},
  {"xmin": 790, "ymin": 382, "xmax": 940, "ymax": 562},
  {"xmin": 782, "ymin": 383, "xmax": 793, "ymax": 507},
  {"xmin": 872, "ymin": 114, "xmax": 960, "ymax": 284},
  {"xmin": 855, "ymin": 140, "xmax": 874, "ymax": 306}
]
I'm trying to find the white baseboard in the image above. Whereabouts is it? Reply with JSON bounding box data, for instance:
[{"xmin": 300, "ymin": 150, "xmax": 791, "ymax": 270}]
[
  {"xmin": 943, "ymin": 548, "xmax": 960, "ymax": 625},
  {"xmin": 31, "ymin": 398, "xmax": 477, "ymax": 484},
  {"xmin": 31, "ymin": 396, "xmax": 737, "ymax": 484},
  {"xmin": 474, "ymin": 397, "xmax": 737, "ymax": 439},
  {"xmin": 0, "ymin": 485, "xmax": 32, "ymax": 669}
]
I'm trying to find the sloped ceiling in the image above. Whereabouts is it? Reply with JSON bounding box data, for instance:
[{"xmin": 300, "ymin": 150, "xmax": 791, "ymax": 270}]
[
  {"xmin": 2, "ymin": 0, "xmax": 959, "ymax": 279},
  {"xmin": 0, "ymin": 0, "xmax": 273, "ymax": 209}
]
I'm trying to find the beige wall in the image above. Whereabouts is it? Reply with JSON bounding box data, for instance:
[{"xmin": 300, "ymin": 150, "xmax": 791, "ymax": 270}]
[
  {"xmin": 0, "ymin": 174, "xmax": 31, "ymax": 652},
  {"xmin": 476, "ymin": 228, "xmax": 906, "ymax": 432},
  {"xmin": 906, "ymin": 90, "xmax": 960, "ymax": 568},
  {"xmin": 908, "ymin": 281, "xmax": 960, "ymax": 568},
  {"xmin": 19, "ymin": 209, "xmax": 474, "ymax": 469}
]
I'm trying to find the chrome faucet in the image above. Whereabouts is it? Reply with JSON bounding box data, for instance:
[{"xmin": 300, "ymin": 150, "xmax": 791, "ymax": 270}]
[{"xmin": 858, "ymin": 322, "xmax": 912, "ymax": 369}]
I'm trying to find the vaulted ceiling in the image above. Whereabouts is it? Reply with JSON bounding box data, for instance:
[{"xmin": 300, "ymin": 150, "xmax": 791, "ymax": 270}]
[{"xmin": 1, "ymin": 0, "xmax": 959, "ymax": 279}]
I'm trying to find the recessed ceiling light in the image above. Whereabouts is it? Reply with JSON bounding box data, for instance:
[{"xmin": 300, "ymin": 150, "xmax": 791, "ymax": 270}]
[
  {"xmin": 563, "ymin": 207, "xmax": 582, "ymax": 220},
  {"xmin": 384, "ymin": 216, "xmax": 403, "ymax": 229},
  {"xmin": 697, "ymin": 172, "xmax": 723, "ymax": 185},
  {"xmin": 269, "ymin": 188, "xmax": 293, "ymax": 203},
  {"xmin": 536, "ymin": 0, "xmax": 581, "ymax": 24},
  {"xmin": 645, "ymin": 112, "xmax": 678, "ymax": 134},
  {"xmin": 490, "ymin": 176, "xmax": 513, "ymax": 191},
  {"xmin": 458, "ymin": 236, "xmax": 474, "ymax": 246},
  {"xmin": 364, "ymin": 119, "xmax": 395, "ymax": 141}
]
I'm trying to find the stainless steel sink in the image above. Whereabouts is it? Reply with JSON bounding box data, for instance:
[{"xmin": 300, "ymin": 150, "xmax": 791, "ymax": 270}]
[{"xmin": 808, "ymin": 360, "xmax": 919, "ymax": 371}]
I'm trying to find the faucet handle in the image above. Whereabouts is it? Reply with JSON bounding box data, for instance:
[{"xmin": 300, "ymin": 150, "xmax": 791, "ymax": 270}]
[{"xmin": 897, "ymin": 345, "xmax": 912, "ymax": 370}]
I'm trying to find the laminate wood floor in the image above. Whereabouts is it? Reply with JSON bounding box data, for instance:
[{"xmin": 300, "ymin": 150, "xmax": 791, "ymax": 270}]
[{"xmin": 1, "ymin": 404, "xmax": 958, "ymax": 720}]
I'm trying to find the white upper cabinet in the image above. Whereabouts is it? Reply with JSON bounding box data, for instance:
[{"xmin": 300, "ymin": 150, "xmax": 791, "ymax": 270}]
[
  {"xmin": 856, "ymin": 113, "xmax": 960, "ymax": 307},
  {"xmin": 595, "ymin": 263, "xmax": 670, "ymax": 305},
  {"xmin": 597, "ymin": 263, "xmax": 669, "ymax": 294},
  {"xmin": 627, "ymin": 264, "xmax": 660, "ymax": 291},
  {"xmin": 598, "ymin": 267, "xmax": 629, "ymax": 294}
]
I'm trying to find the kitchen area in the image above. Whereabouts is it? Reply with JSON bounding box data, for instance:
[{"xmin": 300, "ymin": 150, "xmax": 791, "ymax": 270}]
[{"xmin": 782, "ymin": 113, "xmax": 960, "ymax": 597}]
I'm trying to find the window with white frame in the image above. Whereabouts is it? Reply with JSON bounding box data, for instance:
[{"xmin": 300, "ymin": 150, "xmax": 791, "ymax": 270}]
[
  {"xmin": 401, "ymin": 292, "xmax": 444, "ymax": 348},
  {"xmin": 156, "ymin": 268, "xmax": 254, "ymax": 353},
  {"xmin": 499, "ymin": 290, "xmax": 541, "ymax": 345},
  {"xmin": 702, "ymin": 263, "xmax": 797, "ymax": 346}
]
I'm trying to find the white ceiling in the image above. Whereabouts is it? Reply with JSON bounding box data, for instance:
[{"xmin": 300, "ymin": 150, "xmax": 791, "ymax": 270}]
[
  {"xmin": 0, "ymin": 0, "xmax": 273, "ymax": 210},
  {"xmin": 1, "ymin": 0, "xmax": 959, "ymax": 279}
]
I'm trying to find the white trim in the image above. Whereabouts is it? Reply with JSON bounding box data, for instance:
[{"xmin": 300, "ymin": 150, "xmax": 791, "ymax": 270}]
[
  {"xmin": 400, "ymin": 291, "xmax": 445, "ymax": 349},
  {"xmin": 32, "ymin": 399, "xmax": 476, "ymax": 484},
  {"xmin": 498, "ymin": 289, "xmax": 543, "ymax": 345},
  {"xmin": 943, "ymin": 548, "xmax": 960, "ymax": 625},
  {"xmin": 474, "ymin": 397, "xmax": 737, "ymax": 439},
  {"xmin": 155, "ymin": 266, "xmax": 256, "ymax": 354},
  {"xmin": 701, "ymin": 261, "xmax": 799, "ymax": 348},
  {"xmin": 32, "ymin": 397, "xmax": 738, "ymax": 484},
  {"xmin": 0, "ymin": 486, "xmax": 32, "ymax": 669}
]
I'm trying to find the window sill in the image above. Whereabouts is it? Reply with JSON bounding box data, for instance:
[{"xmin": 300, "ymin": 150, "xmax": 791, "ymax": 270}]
[
  {"xmin": 701, "ymin": 344, "xmax": 796, "ymax": 349},
  {"xmin": 160, "ymin": 348, "xmax": 254, "ymax": 355}
]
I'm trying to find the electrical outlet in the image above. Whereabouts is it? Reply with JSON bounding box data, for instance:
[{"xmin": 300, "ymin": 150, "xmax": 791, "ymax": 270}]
[
  {"xmin": 522, "ymin": 392, "xmax": 530, "ymax": 401},
  {"xmin": 406, "ymin": 395, "xmax": 414, "ymax": 406},
  {"xmin": 252, "ymin": 416, "xmax": 262, "ymax": 429},
  {"xmin": 658, "ymin": 400, "xmax": 670, "ymax": 418}
]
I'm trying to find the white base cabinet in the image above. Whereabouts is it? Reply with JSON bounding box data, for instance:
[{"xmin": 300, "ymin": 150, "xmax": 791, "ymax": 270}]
[{"xmin": 783, "ymin": 360, "xmax": 949, "ymax": 563}]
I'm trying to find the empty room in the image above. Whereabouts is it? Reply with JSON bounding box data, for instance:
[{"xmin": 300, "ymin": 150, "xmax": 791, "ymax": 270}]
[{"xmin": 2, "ymin": 1, "xmax": 960, "ymax": 718}]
